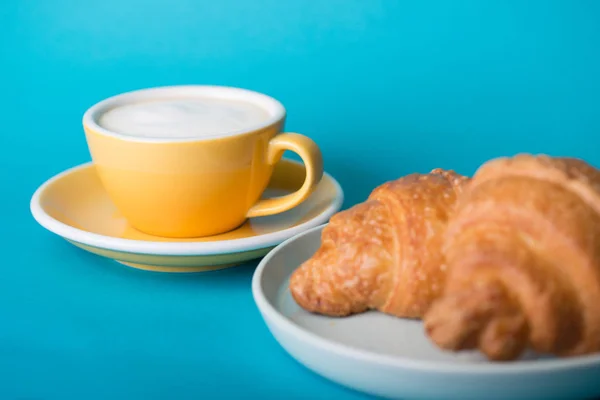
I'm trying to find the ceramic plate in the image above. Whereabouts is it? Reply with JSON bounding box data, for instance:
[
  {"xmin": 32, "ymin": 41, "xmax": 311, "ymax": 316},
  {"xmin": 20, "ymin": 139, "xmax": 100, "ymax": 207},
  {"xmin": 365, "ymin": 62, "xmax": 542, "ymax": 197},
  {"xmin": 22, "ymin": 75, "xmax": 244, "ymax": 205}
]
[
  {"xmin": 252, "ymin": 224, "xmax": 600, "ymax": 400},
  {"xmin": 31, "ymin": 159, "xmax": 343, "ymax": 272}
]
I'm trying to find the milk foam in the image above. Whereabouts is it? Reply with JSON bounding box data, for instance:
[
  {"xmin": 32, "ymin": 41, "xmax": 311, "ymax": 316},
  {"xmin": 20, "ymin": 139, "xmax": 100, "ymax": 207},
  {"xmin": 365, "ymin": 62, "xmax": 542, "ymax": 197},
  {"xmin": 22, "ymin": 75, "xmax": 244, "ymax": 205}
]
[{"xmin": 98, "ymin": 97, "xmax": 272, "ymax": 139}]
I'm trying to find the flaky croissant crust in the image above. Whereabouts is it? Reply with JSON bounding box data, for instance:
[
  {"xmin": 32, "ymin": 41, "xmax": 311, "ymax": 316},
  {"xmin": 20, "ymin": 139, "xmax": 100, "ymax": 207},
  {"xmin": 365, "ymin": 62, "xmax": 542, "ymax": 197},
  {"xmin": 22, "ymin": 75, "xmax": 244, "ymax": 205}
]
[
  {"xmin": 425, "ymin": 154, "xmax": 600, "ymax": 361},
  {"xmin": 289, "ymin": 168, "xmax": 469, "ymax": 319}
]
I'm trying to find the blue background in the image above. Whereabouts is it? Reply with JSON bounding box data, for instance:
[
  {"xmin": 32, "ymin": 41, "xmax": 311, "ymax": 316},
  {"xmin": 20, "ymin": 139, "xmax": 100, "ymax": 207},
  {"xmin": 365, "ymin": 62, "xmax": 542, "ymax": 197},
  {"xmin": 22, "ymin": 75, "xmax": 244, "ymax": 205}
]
[{"xmin": 2, "ymin": 0, "xmax": 600, "ymax": 399}]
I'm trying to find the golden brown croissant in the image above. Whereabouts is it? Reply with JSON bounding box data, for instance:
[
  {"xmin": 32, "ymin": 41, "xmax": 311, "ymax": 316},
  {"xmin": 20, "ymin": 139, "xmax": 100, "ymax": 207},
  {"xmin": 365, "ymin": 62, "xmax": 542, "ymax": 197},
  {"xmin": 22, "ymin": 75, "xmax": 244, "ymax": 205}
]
[
  {"xmin": 424, "ymin": 154, "xmax": 600, "ymax": 361},
  {"xmin": 289, "ymin": 168, "xmax": 470, "ymax": 319}
]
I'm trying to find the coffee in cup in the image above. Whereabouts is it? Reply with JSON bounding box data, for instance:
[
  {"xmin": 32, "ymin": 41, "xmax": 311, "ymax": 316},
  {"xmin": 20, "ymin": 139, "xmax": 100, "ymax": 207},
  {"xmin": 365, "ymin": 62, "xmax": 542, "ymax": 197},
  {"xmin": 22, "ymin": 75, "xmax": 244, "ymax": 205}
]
[{"xmin": 98, "ymin": 97, "xmax": 271, "ymax": 139}]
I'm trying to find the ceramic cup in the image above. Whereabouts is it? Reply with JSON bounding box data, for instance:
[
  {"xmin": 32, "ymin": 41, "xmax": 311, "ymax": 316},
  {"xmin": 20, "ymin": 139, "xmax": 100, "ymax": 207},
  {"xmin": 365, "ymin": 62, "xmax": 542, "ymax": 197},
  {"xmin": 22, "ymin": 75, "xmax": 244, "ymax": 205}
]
[{"xmin": 82, "ymin": 85, "xmax": 323, "ymax": 238}]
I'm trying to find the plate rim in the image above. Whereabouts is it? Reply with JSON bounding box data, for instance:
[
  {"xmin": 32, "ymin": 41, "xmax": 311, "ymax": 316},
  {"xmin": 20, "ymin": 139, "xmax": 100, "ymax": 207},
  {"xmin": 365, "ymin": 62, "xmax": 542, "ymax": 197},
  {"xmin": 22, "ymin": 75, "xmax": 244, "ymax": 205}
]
[
  {"xmin": 252, "ymin": 223, "xmax": 600, "ymax": 375},
  {"xmin": 30, "ymin": 159, "xmax": 344, "ymax": 256}
]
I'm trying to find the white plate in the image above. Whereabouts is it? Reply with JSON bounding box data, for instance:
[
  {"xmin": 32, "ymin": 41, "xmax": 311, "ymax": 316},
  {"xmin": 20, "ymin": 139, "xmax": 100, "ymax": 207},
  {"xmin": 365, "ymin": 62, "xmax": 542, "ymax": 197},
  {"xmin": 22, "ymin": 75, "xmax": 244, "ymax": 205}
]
[{"xmin": 252, "ymin": 224, "xmax": 600, "ymax": 399}]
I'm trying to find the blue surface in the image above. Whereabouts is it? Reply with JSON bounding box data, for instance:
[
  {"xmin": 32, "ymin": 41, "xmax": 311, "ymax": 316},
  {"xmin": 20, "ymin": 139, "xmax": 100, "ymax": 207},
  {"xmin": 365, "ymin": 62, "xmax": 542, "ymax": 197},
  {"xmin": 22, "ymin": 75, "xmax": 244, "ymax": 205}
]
[{"xmin": 2, "ymin": 1, "xmax": 600, "ymax": 399}]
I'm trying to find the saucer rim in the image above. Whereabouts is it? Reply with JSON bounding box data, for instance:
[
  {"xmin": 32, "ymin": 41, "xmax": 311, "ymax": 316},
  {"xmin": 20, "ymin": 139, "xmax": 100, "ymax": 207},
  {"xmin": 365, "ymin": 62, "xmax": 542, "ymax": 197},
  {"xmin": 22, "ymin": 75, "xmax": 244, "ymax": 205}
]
[
  {"xmin": 252, "ymin": 223, "xmax": 600, "ymax": 375},
  {"xmin": 30, "ymin": 159, "xmax": 344, "ymax": 256}
]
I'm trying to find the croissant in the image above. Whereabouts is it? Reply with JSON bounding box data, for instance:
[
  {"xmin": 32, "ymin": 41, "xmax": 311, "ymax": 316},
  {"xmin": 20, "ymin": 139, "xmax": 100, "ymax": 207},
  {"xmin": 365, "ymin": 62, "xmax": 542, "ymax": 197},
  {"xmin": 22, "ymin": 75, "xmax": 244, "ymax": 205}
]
[
  {"xmin": 289, "ymin": 168, "xmax": 470, "ymax": 319},
  {"xmin": 424, "ymin": 154, "xmax": 600, "ymax": 361}
]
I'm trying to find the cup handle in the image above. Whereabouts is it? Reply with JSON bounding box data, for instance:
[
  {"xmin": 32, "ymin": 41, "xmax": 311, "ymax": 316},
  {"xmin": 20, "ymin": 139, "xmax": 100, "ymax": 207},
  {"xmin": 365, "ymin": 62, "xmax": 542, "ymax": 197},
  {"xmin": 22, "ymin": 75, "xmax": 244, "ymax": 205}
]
[{"xmin": 246, "ymin": 133, "xmax": 324, "ymax": 218}]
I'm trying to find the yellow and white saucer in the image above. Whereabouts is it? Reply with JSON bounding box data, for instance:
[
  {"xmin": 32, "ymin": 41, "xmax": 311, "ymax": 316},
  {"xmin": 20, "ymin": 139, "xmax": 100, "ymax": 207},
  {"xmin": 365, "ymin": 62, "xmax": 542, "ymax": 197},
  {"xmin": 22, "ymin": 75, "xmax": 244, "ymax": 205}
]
[{"xmin": 30, "ymin": 159, "xmax": 343, "ymax": 273}]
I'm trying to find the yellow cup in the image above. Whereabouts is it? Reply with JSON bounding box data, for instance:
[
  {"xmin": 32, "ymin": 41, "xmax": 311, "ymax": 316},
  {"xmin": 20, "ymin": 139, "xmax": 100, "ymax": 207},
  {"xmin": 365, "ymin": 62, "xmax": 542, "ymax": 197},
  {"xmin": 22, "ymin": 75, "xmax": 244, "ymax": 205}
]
[{"xmin": 82, "ymin": 85, "xmax": 323, "ymax": 238}]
